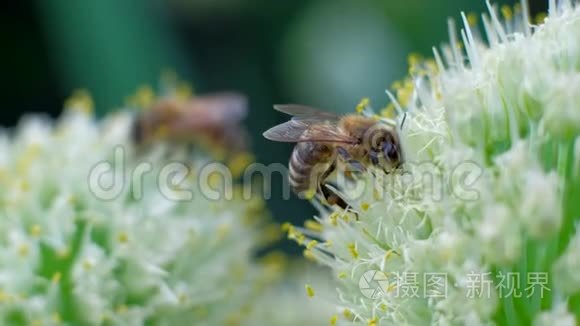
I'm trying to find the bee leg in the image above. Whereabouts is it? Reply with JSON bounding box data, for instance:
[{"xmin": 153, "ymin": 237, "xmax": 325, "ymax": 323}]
[
  {"xmin": 315, "ymin": 162, "xmax": 349, "ymax": 210},
  {"xmin": 336, "ymin": 147, "xmax": 365, "ymax": 180},
  {"xmin": 320, "ymin": 183, "xmax": 348, "ymax": 210}
]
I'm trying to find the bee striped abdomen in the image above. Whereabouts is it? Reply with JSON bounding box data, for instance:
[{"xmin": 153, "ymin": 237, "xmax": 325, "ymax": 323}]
[{"xmin": 289, "ymin": 142, "xmax": 333, "ymax": 196}]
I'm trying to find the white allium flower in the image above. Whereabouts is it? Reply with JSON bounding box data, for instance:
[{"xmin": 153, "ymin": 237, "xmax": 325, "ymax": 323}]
[
  {"xmin": 0, "ymin": 89, "xmax": 271, "ymax": 325},
  {"xmin": 288, "ymin": 1, "xmax": 580, "ymax": 324}
]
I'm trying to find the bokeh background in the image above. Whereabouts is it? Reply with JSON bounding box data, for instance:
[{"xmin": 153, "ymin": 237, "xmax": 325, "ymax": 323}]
[{"xmin": 3, "ymin": 0, "xmax": 546, "ymax": 254}]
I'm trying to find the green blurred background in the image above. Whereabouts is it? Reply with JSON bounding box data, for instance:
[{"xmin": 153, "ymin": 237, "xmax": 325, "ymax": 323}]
[{"xmin": 3, "ymin": 0, "xmax": 546, "ymax": 254}]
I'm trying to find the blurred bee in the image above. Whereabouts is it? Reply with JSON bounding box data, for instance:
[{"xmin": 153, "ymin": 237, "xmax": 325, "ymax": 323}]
[
  {"xmin": 133, "ymin": 92, "xmax": 249, "ymax": 154},
  {"xmin": 263, "ymin": 105, "xmax": 404, "ymax": 209}
]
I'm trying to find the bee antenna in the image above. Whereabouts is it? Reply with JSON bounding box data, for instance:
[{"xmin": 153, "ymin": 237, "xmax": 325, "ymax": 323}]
[{"xmin": 400, "ymin": 112, "xmax": 407, "ymax": 130}]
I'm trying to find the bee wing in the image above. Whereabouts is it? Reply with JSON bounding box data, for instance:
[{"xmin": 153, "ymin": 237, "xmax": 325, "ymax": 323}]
[
  {"xmin": 273, "ymin": 104, "xmax": 342, "ymax": 122},
  {"xmin": 263, "ymin": 119, "xmax": 358, "ymax": 144}
]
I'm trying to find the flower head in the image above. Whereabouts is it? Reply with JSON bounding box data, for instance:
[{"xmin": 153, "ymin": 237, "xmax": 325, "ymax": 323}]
[
  {"xmin": 0, "ymin": 85, "xmax": 271, "ymax": 325},
  {"xmin": 290, "ymin": 1, "xmax": 580, "ymax": 324}
]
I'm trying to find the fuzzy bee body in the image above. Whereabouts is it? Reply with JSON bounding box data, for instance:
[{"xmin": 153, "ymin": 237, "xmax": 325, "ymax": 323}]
[{"xmin": 264, "ymin": 105, "xmax": 403, "ymax": 209}]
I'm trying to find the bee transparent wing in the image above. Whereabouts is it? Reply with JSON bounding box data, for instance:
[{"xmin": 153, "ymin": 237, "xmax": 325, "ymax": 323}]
[
  {"xmin": 263, "ymin": 119, "xmax": 357, "ymax": 144},
  {"xmin": 273, "ymin": 104, "xmax": 341, "ymax": 122}
]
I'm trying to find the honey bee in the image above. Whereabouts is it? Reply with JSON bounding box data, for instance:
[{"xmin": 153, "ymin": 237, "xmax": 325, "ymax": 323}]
[
  {"xmin": 133, "ymin": 92, "xmax": 249, "ymax": 153},
  {"xmin": 263, "ymin": 105, "xmax": 404, "ymax": 209}
]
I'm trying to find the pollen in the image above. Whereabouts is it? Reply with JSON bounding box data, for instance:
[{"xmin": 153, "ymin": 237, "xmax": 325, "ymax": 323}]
[
  {"xmin": 52, "ymin": 272, "xmax": 62, "ymax": 284},
  {"xmin": 217, "ymin": 224, "xmax": 231, "ymax": 239},
  {"xmin": 305, "ymin": 284, "xmax": 315, "ymax": 298},
  {"xmin": 17, "ymin": 244, "xmax": 29, "ymax": 257},
  {"xmin": 82, "ymin": 259, "xmax": 93, "ymax": 270},
  {"xmin": 338, "ymin": 271, "xmax": 347, "ymax": 279},
  {"xmin": 395, "ymin": 79, "xmax": 414, "ymax": 107},
  {"xmin": 343, "ymin": 309, "xmax": 353, "ymax": 319},
  {"xmin": 501, "ymin": 5, "xmax": 513, "ymax": 20},
  {"xmin": 281, "ymin": 222, "xmax": 292, "ymax": 232},
  {"xmin": 118, "ymin": 232, "xmax": 129, "ymax": 244},
  {"xmin": 368, "ymin": 318, "xmax": 378, "ymax": 326},
  {"xmin": 227, "ymin": 152, "xmax": 254, "ymax": 178},
  {"xmin": 306, "ymin": 240, "xmax": 318, "ymax": 250},
  {"xmin": 29, "ymin": 224, "xmax": 42, "ymax": 237},
  {"xmin": 347, "ymin": 242, "xmax": 359, "ymax": 259},
  {"xmin": 360, "ymin": 202, "xmax": 370, "ymax": 211},
  {"xmin": 304, "ymin": 220, "xmax": 323, "ymax": 232},
  {"xmin": 356, "ymin": 97, "xmax": 370, "ymax": 113},
  {"xmin": 380, "ymin": 104, "xmax": 395, "ymax": 118},
  {"xmin": 467, "ymin": 12, "xmax": 478, "ymax": 26},
  {"xmin": 330, "ymin": 315, "xmax": 338, "ymax": 325},
  {"xmin": 57, "ymin": 248, "xmax": 70, "ymax": 259},
  {"xmin": 116, "ymin": 305, "xmax": 129, "ymax": 314},
  {"xmin": 134, "ymin": 85, "xmax": 155, "ymax": 109},
  {"xmin": 64, "ymin": 89, "xmax": 94, "ymax": 115},
  {"xmin": 303, "ymin": 189, "xmax": 316, "ymax": 200}
]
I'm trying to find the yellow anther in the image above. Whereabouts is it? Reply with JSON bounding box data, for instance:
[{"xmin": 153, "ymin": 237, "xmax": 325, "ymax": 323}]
[
  {"xmin": 228, "ymin": 152, "xmax": 254, "ymax": 178},
  {"xmin": 343, "ymin": 309, "xmax": 353, "ymax": 319},
  {"xmin": 355, "ymin": 97, "xmax": 370, "ymax": 113},
  {"xmin": 501, "ymin": 5, "xmax": 513, "ymax": 20},
  {"xmin": 380, "ymin": 303, "xmax": 388, "ymax": 311},
  {"xmin": 64, "ymin": 89, "xmax": 94, "ymax": 115},
  {"xmin": 534, "ymin": 12, "xmax": 547, "ymax": 24},
  {"xmin": 118, "ymin": 232, "xmax": 129, "ymax": 244},
  {"xmin": 329, "ymin": 212, "xmax": 339, "ymax": 226},
  {"xmin": 18, "ymin": 244, "xmax": 29, "ymax": 257},
  {"xmin": 380, "ymin": 104, "xmax": 395, "ymax": 118},
  {"xmin": 116, "ymin": 305, "xmax": 128, "ymax": 314},
  {"xmin": 306, "ymin": 240, "xmax": 318, "ymax": 250},
  {"xmin": 83, "ymin": 259, "xmax": 93, "ymax": 270},
  {"xmin": 30, "ymin": 224, "xmax": 42, "ymax": 237},
  {"xmin": 304, "ymin": 220, "xmax": 323, "ymax": 232},
  {"xmin": 396, "ymin": 80, "xmax": 414, "ymax": 107},
  {"xmin": 305, "ymin": 284, "xmax": 315, "ymax": 298},
  {"xmin": 52, "ymin": 272, "xmax": 62, "ymax": 284},
  {"xmin": 57, "ymin": 248, "xmax": 70, "ymax": 259},
  {"xmin": 360, "ymin": 202, "xmax": 370, "ymax": 212},
  {"xmin": 407, "ymin": 53, "xmax": 422, "ymax": 67},
  {"xmin": 217, "ymin": 224, "xmax": 230, "ymax": 239},
  {"xmin": 330, "ymin": 315, "xmax": 338, "ymax": 325},
  {"xmin": 134, "ymin": 85, "xmax": 155, "ymax": 108},
  {"xmin": 338, "ymin": 271, "xmax": 347, "ymax": 279},
  {"xmin": 347, "ymin": 242, "xmax": 359, "ymax": 259},
  {"xmin": 303, "ymin": 189, "xmax": 316, "ymax": 200},
  {"xmin": 467, "ymin": 12, "xmax": 478, "ymax": 26},
  {"xmin": 368, "ymin": 318, "xmax": 378, "ymax": 326},
  {"xmin": 281, "ymin": 222, "xmax": 292, "ymax": 232}
]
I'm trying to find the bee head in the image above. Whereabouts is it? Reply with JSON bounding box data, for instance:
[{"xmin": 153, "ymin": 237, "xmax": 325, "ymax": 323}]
[{"xmin": 364, "ymin": 125, "xmax": 403, "ymax": 169}]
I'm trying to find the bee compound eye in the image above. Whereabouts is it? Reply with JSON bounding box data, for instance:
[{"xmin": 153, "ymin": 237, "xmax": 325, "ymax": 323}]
[{"xmin": 383, "ymin": 142, "xmax": 399, "ymax": 161}]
